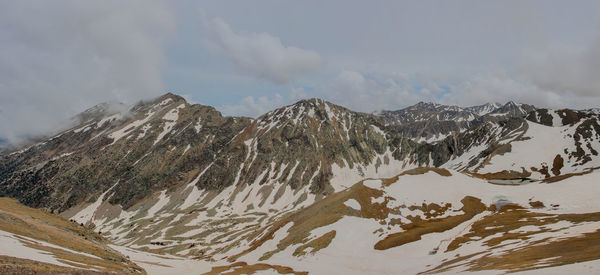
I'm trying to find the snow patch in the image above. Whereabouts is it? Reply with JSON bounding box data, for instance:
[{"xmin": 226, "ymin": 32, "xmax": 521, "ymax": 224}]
[
  {"xmin": 108, "ymin": 110, "xmax": 156, "ymax": 144},
  {"xmin": 154, "ymin": 104, "xmax": 185, "ymax": 145},
  {"xmin": 344, "ymin": 199, "xmax": 361, "ymax": 211}
]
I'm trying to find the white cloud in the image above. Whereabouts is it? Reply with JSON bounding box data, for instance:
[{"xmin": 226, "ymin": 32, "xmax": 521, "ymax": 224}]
[
  {"xmin": 220, "ymin": 94, "xmax": 285, "ymax": 118},
  {"xmin": 289, "ymin": 87, "xmax": 310, "ymax": 101},
  {"xmin": 218, "ymin": 87, "xmax": 311, "ymax": 118},
  {"xmin": 206, "ymin": 17, "xmax": 322, "ymax": 84},
  {"xmin": 0, "ymin": 1, "xmax": 174, "ymax": 144},
  {"xmin": 440, "ymin": 73, "xmax": 562, "ymax": 107},
  {"xmin": 318, "ymin": 70, "xmax": 600, "ymax": 112},
  {"xmin": 318, "ymin": 70, "xmax": 434, "ymax": 112},
  {"xmin": 520, "ymin": 38, "xmax": 600, "ymax": 97}
]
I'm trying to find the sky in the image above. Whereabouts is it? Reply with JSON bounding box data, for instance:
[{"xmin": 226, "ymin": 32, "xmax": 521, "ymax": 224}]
[{"xmin": 1, "ymin": 0, "xmax": 600, "ymax": 145}]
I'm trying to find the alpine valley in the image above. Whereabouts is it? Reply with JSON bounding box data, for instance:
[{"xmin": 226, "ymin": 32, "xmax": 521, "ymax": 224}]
[{"xmin": 2, "ymin": 93, "xmax": 600, "ymax": 274}]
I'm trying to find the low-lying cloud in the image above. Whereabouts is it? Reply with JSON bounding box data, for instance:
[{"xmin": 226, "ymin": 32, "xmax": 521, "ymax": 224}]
[{"xmin": 0, "ymin": 1, "xmax": 174, "ymax": 145}]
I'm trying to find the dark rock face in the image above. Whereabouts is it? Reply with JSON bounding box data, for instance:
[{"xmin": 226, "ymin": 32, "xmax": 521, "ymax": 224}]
[
  {"xmin": 526, "ymin": 109, "xmax": 554, "ymax": 126},
  {"xmin": 526, "ymin": 108, "xmax": 593, "ymax": 127},
  {"xmin": 0, "ymin": 94, "xmax": 594, "ymax": 213}
]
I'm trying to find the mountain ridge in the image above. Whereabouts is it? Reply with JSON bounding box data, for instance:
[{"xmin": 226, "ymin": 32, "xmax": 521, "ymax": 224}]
[
  {"xmin": 2, "ymin": 92, "xmax": 600, "ymax": 274},
  {"xmin": 2, "ymin": 93, "xmax": 597, "ymax": 212}
]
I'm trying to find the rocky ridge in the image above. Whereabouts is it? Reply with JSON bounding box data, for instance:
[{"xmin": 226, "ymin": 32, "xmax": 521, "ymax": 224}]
[{"xmin": 2, "ymin": 93, "xmax": 600, "ymax": 274}]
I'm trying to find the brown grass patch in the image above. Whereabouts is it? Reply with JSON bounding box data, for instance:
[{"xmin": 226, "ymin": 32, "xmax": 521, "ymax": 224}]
[
  {"xmin": 294, "ymin": 230, "xmax": 336, "ymax": 256},
  {"xmin": 408, "ymin": 202, "xmax": 452, "ymax": 219},
  {"xmin": 529, "ymin": 201, "xmax": 545, "ymax": 208},
  {"xmin": 229, "ymin": 181, "xmax": 389, "ymax": 261},
  {"xmin": 543, "ymin": 166, "xmax": 600, "ymax": 183},
  {"xmin": 0, "ymin": 255, "xmax": 111, "ymax": 274},
  {"xmin": 428, "ymin": 208, "xmax": 600, "ymax": 273},
  {"xmin": 0, "ymin": 198, "xmax": 143, "ymax": 274},
  {"xmin": 467, "ymin": 168, "xmax": 531, "ymax": 181},
  {"xmin": 551, "ymin": 154, "xmax": 564, "ymax": 176},
  {"xmin": 202, "ymin": 261, "xmax": 307, "ymax": 275},
  {"xmin": 374, "ymin": 196, "xmax": 486, "ymax": 250},
  {"xmin": 476, "ymin": 143, "xmax": 513, "ymax": 171},
  {"xmin": 381, "ymin": 167, "xmax": 451, "ymax": 186}
]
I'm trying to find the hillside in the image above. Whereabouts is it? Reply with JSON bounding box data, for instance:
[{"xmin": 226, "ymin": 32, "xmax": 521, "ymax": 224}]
[
  {"xmin": 2, "ymin": 93, "xmax": 600, "ymax": 274},
  {"xmin": 0, "ymin": 197, "xmax": 143, "ymax": 274}
]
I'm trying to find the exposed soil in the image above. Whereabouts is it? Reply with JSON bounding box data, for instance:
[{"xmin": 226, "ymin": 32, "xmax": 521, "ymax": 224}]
[
  {"xmin": 428, "ymin": 208, "xmax": 600, "ymax": 274},
  {"xmin": 374, "ymin": 196, "xmax": 486, "ymax": 250},
  {"xmin": 203, "ymin": 261, "xmax": 307, "ymax": 275},
  {"xmin": 0, "ymin": 255, "xmax": 112, "ymax": 275}
]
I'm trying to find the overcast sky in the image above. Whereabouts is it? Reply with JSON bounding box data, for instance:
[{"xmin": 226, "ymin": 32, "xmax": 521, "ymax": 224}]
[{"xmin": 2, "ymin": 1, "xmax": 600, "ymax": 144}]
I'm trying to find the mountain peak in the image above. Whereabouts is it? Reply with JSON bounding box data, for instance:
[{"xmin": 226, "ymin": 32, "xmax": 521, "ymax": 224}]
[
  {"xmin": 413, "ymin": 101, "xmax": 441, "ymax": 108},
  {"xmin": 160, "ymin": 92, "xmax": 185, "ymax": 101},
  {"xmin": 149, "ymin": 92, "xmax": 187, "ymax": 106},
  {"xmin": 257, "ymin": 97, "xmax": 353, "ymax": 127}
]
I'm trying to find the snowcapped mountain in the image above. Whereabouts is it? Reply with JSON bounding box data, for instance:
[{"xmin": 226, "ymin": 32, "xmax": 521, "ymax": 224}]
[
  {"xmin": 465, "ymin": 102, "xmax": 503, "ymax": 116},
  {"xmin": 2, "ymin": 93, "xmax": 600, "ymax": 274},
  {"xmin": 485, "ymin": 101, "xmax": 537, "ymax": 119},
  {"xmin": 374, "ymin": 101, "xmax": 535, "ymax": 143}
]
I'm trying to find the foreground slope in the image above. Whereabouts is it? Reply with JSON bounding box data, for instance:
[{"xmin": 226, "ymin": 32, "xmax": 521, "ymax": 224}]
[
  {"xmin": 218, "ymin": 168, "xmax": 600, "ymax": 274},
  {"xmin": 0, "ymin": 197, "xmax": 143, "ymax": 274}
]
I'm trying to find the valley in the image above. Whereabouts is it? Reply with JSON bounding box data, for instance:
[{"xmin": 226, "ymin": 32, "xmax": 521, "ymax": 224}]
[{"xmin": 2, "ymin": 93, "xmax": 600, "ymax": 274}]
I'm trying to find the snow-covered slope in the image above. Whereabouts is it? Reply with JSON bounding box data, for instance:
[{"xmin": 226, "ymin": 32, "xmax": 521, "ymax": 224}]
[
  {"xmin": 59, "ymin": 167, "xmax": 600, "ymax": 274},
  {"xmin": 0, "ymin": 197, "xmax": 143, "ymax": 274},
  {"xmin": 211, "ymin": 168, "xmax": 600, "ymax": 274},
  {"xmin": 477, "ymin": 120, "xmax": 600, "ymax": 179},
  {"xmin": 3, "ymin": 93, "xmax": 600, "ymax": 274}
]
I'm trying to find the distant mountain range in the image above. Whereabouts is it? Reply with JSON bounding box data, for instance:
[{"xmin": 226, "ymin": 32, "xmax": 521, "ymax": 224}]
[{"xmin": 1, "ymin": 93, "xmax": 600, "ymax": 274}]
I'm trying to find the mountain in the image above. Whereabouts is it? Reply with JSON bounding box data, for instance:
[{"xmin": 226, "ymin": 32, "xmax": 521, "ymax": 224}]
[
  {"xmin": 375, "ymin": 102, "xmax": 479, "ymax": 143},
  {"xmin": 464, "ymin": 102, "xmax": 503, "ymax": 116},
  {"xmin": 374, "ymin": 101, "xmax": 539, "ymax": 143},
  {"xmin": 2, "ymin": 93, "xmax": 600, "ymax": 274},
  {"xmin": 488, "ymin": 101, "xmax": 536, "ymax": 118}
]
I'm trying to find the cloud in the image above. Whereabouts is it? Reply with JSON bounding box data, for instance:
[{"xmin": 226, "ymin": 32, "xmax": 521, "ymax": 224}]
[
  {"xmin": 219, "ymin": 66, "xmax": 600, "ymax": 119},
  {"xmin": 220, "ymin": 94, "xmax": 285, "ymax": 118},
  {"xmin": 441, "ymin": 72, "xmax": 600, "ymax": 109},
  {"xmin": 317, "ymin": 69, "xmax": 600, "ymax": 113},
  {"xmin": 317, "ymin": 70, "xmax": 439, "ymax": 112},
  {"xmin": 0, "ymin": 1, "xmax": 174, "ymax": 145},
  {"xmin": 218, "ymin": 86, "xmax": 314, "ymax": 118},
  {"xmin": 205, "ymin": 17, "xmax": 322, "ymax": 84},
  {"xmin": 289, "ymin": 87, "xmax": 310, "ymax": 101},
  {"xmin": 520, "ymin": 38, "xmax": 600, "ymax": 97},
  {"xmin": 440, "ymin": 72, "xmax": 561, "ymax": 107}
]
